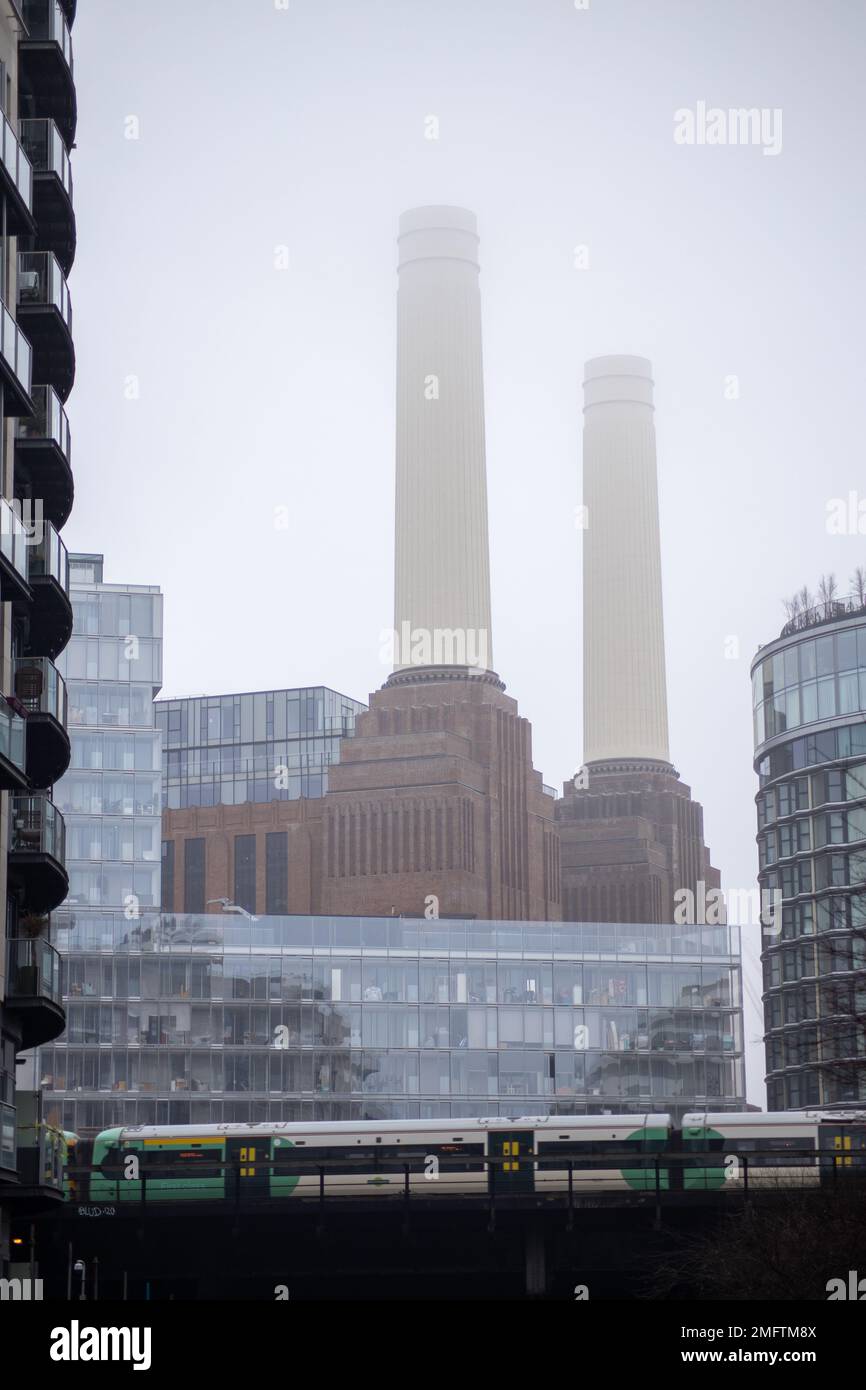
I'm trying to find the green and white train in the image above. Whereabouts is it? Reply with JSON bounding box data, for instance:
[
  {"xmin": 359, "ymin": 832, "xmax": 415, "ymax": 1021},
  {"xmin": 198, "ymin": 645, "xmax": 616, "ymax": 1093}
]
[{"xmin": 64, "ymin": 1110, "xmax": 866, "ymax": 1203}]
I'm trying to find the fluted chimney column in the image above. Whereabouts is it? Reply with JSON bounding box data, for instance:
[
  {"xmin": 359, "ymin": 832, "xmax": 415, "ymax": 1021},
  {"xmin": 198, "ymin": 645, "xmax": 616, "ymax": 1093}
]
[
  {"xmin": 392, "ymin": 206, "xmax": 493, "ymax": 675},
  {"xmin": 582, "ymin": 355, "xmax": 671, "ymax": 765}
]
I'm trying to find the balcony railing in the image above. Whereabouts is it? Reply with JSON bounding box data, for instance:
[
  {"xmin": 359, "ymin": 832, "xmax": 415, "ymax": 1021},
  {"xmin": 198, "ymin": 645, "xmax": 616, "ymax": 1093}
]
[
  {"xmin": 27, "ymin": 518, "xmax": 69, "ymax": 592},
  {"xmin": 16, "ymin": 383, "xmax": 70, "ymax": 459},
  {"xmin": 14, "ymin": 655, "xmax": 67, "ymax": 726},
  {"xmin": 6, "ymin": 936, "xmax": 62, "ymax": 1002},
  {"xmin": 0, "ymin": 1102, "xmax": 14, "ymax": 1170},
  {"xmin": 0, "ymin": 297, "xmax": 33, "ymax": 403},
  {"xmin": 22, "ymin": 0, "xmax": 73, "ymax": 69},
  {"xmin": 0, "ymin": 497, "xmax": 30, "ymax": 586},
  {"xmin": 18, "ymin": 117, "xmax": 71, "ymax": 197},
  {"xmin": 10, "ymin": 793, "xmax": 66, "ymax": 863},
  {"xmin": 0, "ymin": 109, "xmax": 33, "ymax": 215},
  {"xmin": 18, "ymin": 251, "xmax": 72, "ymax": 331},
  {"xmin": 0, "ymin": 693, "xmax": 27, "ymax": 777}
]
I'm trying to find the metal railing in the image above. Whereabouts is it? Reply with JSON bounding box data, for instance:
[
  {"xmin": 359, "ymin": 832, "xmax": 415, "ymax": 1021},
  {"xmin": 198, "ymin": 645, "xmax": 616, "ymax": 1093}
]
[
  {"xmin": 27, "ymin": 519, "xmax": 69, "ymax": 593},
  {"xmin": 9, "ymin": 793, "xmax": 66, "ymax": 862},
  {"xmin": 5, "ymin": 936, "xmax": 62, "ymax": 1004},
  {"xmin": 0, "ymin": 694, "xmax": 27, "ymax": 773},
  {"xmin": 0, "ymin": 1102, "xmax": 15, "ymax": 1170},
  {"xmin": 0, "ymin": 110, "xmax": 33, "ymax": 210},
  {"xmin": 18, "ymin": 251, "xmax": 72, "ymax": 330},
  {"xmin": 18, "ymin": 117, "xmax": 71, "ymax": 197},
  {"xmin": 14, "ymin": 655, "xmax": 67, "ymax": 726},
  {"xmin": 22, "ymin": 0, "xmax": 73, "ymax": 71},
  {"xmin": 0, "ymin": 497, "xmax": 30, "ymax": 584},
  {"xmin": 0, "ymin": 297, "xmax": 32, "ymax": 394},
  {"xmin": 781, "ymin": 593, "xmax": 866, "ymax": 638},
  {"xmin": 16, "ymin": 383, "xmax": 70, "ymax": 458},
  {"xmin": 65, "ymin": 1144, "xmax": 866, "ymax": 1215}
]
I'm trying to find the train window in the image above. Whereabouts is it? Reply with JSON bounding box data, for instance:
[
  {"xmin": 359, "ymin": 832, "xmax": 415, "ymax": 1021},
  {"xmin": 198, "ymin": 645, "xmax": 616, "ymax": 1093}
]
[
  {"xmin": 141, "ymin": 1147, "xmax": 222, "ymax": 1179},
  {"xmin": 536, "ymin": 1139, "xmax": 643, "ymax": 1171},
  {"xmin": 719, "ymin": 1136, "xmax": 813, "ymax": 1168}
]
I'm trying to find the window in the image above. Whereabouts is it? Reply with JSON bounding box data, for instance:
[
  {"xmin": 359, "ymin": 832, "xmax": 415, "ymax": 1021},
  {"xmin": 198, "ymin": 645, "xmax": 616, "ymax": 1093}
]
[
  {"xmin": 184, "ymin": 838, "xmax": 205, "ymax": 914},
  {"xmin": 265, "ymin": 832, "xmax": 288, "ymax": 915},
  {"xmin": 234, "ymin": 835, "xmax": 256, "ymax": 914}
]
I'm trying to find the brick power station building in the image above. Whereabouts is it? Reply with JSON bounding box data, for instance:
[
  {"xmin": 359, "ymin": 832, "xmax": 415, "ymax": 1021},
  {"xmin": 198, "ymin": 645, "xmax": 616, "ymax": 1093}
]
[{"xmin": 160, "ymin": 217, "xmax": 716, "ymax": 929}]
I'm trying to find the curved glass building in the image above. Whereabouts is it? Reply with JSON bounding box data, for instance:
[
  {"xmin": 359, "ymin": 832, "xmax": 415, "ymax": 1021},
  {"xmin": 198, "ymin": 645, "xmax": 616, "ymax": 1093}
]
[{"xmin": 752, "ymin": 596, "xmax": 866, "ymax": 1109}]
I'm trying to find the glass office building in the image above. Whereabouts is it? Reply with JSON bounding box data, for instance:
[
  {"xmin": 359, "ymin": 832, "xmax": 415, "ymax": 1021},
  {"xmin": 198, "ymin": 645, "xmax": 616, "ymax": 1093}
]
[
  {"xmin": 39, "ymin": 912, "xmax": 745, "ymax": 1133},
  {"xmin": 52, "ymin": 554, "xmax": 164, "ymax": 913},
  {"xmin": 155, "ymin": 687, "xmax": 367, "ymax": 811},
  {"xmin": 752, "ymin": 594, "xmax": 866, "ymax": 1109}
]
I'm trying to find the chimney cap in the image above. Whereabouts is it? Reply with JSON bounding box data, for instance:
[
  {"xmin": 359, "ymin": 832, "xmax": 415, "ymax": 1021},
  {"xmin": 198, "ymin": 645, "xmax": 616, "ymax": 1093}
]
[
  {"xmin": 398, "ymin": 206, "xmax": 479, "ymax": 271},
  {"xmin": 583, "ymin": 355, "xmax": 654, "ymax": 408}
]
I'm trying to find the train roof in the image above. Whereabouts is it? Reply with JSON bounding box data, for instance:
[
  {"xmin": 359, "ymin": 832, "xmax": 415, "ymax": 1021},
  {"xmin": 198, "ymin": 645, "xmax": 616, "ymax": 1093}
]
[
  {"xmin": 683, "ymin": 1110, "xmax": 866, "ymax": 1127},
  {"xmin": 104, "ymin": 1114, "xmax": 673, "ymax": 1142}
]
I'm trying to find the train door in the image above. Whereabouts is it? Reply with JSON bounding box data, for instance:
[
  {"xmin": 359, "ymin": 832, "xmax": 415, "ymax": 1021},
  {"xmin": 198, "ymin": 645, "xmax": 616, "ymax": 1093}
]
[
  {"xmin": 820, "ymin": 1123, "xmax": 866, "ymax": 1178},
  {"xmin": 488, "ymin": 1130, "xmax": 535, "ymax": 1194},
  {"xmin": 226, "ymin": 1137, "xmax": 270, "ymax": 1196}
]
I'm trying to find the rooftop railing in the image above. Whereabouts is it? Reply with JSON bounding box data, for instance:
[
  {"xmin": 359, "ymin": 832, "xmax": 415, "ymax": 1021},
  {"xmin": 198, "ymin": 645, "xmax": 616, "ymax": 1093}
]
[{"xmin": 781, "ymin": 593, "xmax": 866, "ymax": 639}]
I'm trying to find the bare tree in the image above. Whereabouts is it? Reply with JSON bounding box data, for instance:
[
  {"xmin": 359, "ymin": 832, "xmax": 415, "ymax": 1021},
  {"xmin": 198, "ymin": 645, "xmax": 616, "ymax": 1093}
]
[
  {"xmin": 783, "ymin": 593, "xmax": 802, "ymax": 625},
  {"xmin": 644, "ymin": 1183, "xmax": 866, "ymax": 1300},
  {"xmin": 852, "ymin": 565, "xmax": 866, "ymax": 607},
  {"xmin": 818, "ymin": 572, "xmax": 838, "ymax": 617},
  {"xmin": 798, "ymin": 584, "xmax": 814, "ymax": 619}
]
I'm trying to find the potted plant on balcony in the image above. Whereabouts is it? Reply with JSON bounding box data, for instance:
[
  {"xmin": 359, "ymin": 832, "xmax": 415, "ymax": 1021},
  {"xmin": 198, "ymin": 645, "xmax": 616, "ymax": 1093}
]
[{"xmin": 21, "ymin": 912, "xmax": 50, "ymax": 937}]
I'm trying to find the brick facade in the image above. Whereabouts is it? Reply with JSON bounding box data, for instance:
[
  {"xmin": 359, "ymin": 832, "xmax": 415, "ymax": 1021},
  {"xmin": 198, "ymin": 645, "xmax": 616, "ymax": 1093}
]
[
  {"xmin": 162, "ymin": 670, "xmax": 561, "ymax": 922},
  {"xmin": 555, "ymin": 760, "xmax": 720, "ymax": 924}
]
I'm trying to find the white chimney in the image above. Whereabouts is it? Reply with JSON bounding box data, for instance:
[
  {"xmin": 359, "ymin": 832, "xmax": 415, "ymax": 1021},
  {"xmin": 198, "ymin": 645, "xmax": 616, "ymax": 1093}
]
[
  {"xmin": 582, "ymin": 355, "xmax": 671, "ymax": 765},
  {"xmin": 393, "ymin": 206, "xmax": 493, "ymax": 674}
]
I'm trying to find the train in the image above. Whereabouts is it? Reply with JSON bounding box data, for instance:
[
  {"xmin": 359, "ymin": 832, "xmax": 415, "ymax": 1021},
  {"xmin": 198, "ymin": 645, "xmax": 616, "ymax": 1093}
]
[{"xmin": 63, "ymin": 1109, "xmax": 866, "ymax": 1203}]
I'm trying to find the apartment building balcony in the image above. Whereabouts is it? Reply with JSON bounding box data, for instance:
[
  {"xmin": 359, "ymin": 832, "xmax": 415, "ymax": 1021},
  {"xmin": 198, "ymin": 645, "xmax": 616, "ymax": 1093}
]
[
  {"xmin": 19, "ymin": 0, "xmax": 77, "ymax": 148},
  {"xmin": 0, "ymin": 1102, "xmax": 14, "ymax": 1177},
  {"xmin": 17, "ymin": 252, "xmax": 74, "ymax": 400},
  {"xmin": 0, "ymin": 496, "xmax": 32, "ymax": 602},
  {"xmin": 14, "ymin": 656, "xmax": 69, "ymax": 787},
  {"xmin": 4, "ymin": 937, "xmax": 64, "ymax": 1048},
  {"xmin": 15, "ymin": 385, "xmax": 73, "ymax": 528},
  {"xmin": 15, "ymin": 521, "xmax": 72, "ymax": 660},
  {"xmin": 0, "ymin": 296, "xmax": 33, "ymax": 416},
  {"xmin": 19, "ymin": 118, "xmax": 75, "ymax": 273},
  {"xmin": 0, "ymin": 110, "xmax": 35, "ymax": 236},
  {"xmin": 0, "ymin": 692, "xmax": 29, "ymax": 791},
  {"xmin": 8, "ymin": 793, "xmax": 68, "ymax": 912}
]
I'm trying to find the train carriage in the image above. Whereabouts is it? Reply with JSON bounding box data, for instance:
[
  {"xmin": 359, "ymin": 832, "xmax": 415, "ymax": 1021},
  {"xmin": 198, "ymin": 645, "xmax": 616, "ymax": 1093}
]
[
  {"xmin": 71, "ymin": 1110, "xmax": 866, "ymax": 1205},
  {"xmin": 83, "ymin": 1114, "xmax": 674, "ymax": 1203}
]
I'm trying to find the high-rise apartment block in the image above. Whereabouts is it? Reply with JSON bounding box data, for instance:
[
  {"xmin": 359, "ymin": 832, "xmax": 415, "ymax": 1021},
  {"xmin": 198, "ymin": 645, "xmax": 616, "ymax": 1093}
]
[
  {"xmin": 0, "ymin": 0, "xmax": 76, "ymax": 1258},
  {"xmin": 753, "ymin": 591, "xmax": 866, "ymax": 1109}
]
